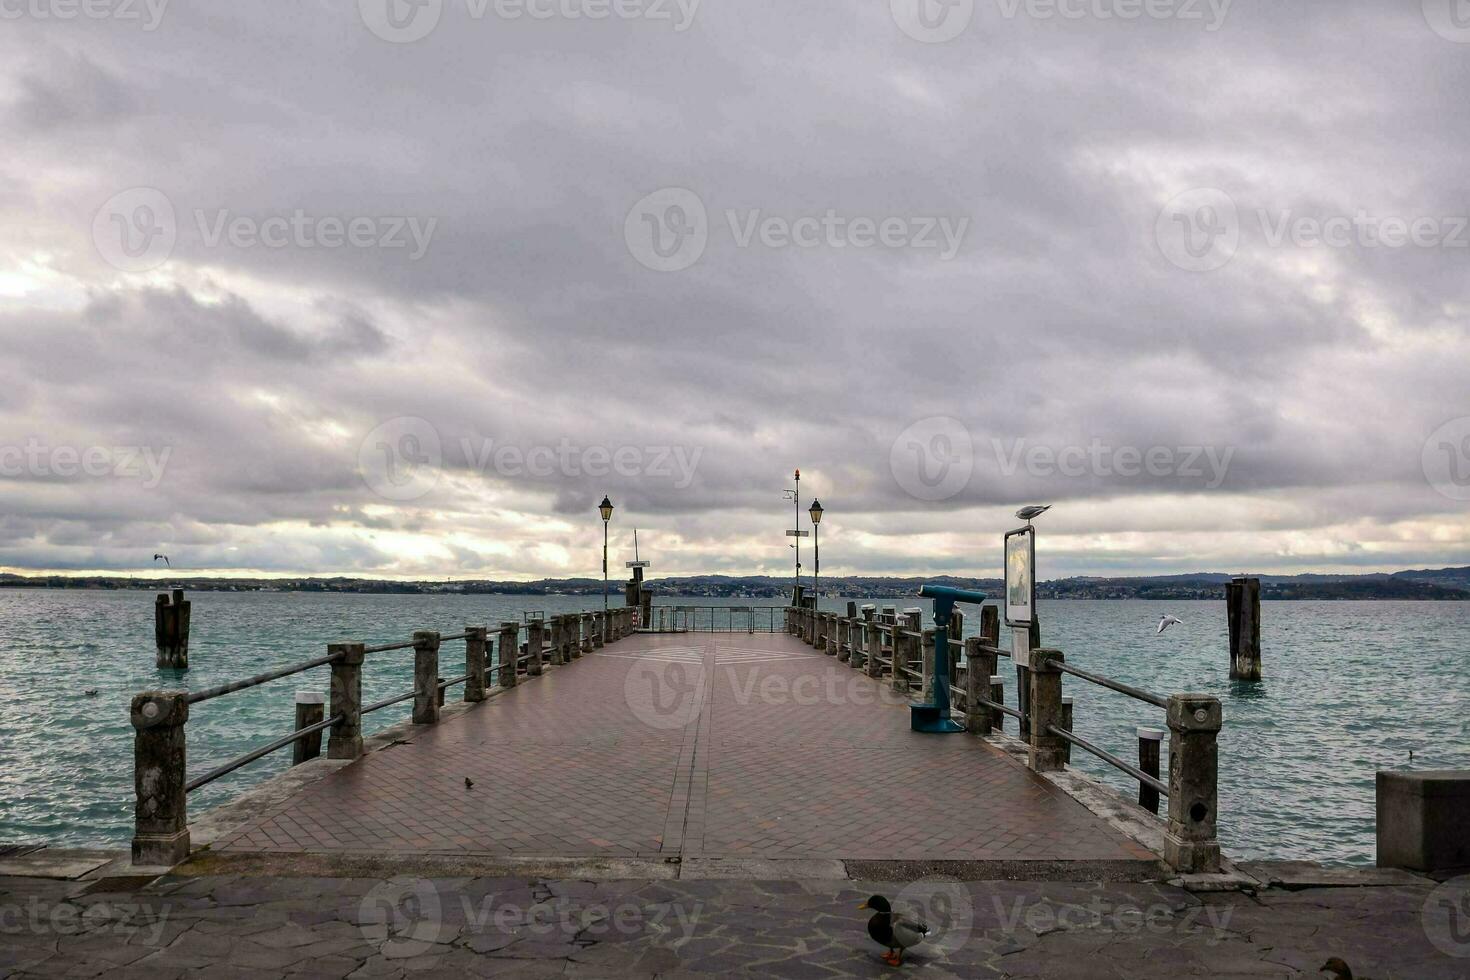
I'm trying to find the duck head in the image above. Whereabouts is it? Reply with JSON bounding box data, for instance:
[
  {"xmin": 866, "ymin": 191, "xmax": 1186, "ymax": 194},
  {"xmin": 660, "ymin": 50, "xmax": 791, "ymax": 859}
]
[
  {"xmin": 1319, "ymin": 958, "xmax": 1353, "ymax": 980},
  {"xmin": 858, "ymin": 895, "xmax": 891, "ymax": 915}
]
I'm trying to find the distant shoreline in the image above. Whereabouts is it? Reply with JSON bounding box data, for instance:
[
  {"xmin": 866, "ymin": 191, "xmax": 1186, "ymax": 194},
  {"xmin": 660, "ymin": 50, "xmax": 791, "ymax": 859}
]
[{"xmin": 2, "ymin": 567, "xmax": 1467, "ymax": 601}]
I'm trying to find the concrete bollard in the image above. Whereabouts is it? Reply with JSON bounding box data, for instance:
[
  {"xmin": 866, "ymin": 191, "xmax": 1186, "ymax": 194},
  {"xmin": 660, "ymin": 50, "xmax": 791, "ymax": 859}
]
[
  {"xmin": 1163, "ymin": 695, "xmax": 1222, "ymax": 873},
  {"xmin": 153, "ymin": 590, "xmax": 191, "ymax": 670},
  {"xmin": 413, "ymin": 631, "xmax": 441, "ymax": 725},
  {"xmin": 465, "ymin": 626, "xmax": 488, "ymax": 702},
  {"xmin": 327, "ymin": 642, "xmax": 365, "ymax": 760},
  {"xmin": 1137, "ymin": 726, "xmax": 1164, "ymax": 815},
  {"xmin": 130, "ymin": 691, "xmax": 190, "ymax": 866},
  {"xmin": 1227, "ymin": 577, "xmax": 1262, "ymax": 681},
  {"xmin": 989, "ymin": 675, "xmax": 1005, "ymax": 733},
  {"xmin": 964, "ymin": 637, "xmax": 996, "ymax": 734},
  {"xmin": 1027, "ymin": 649, "xmax": 1066, "ymax": 772},
  {"xmin": 528, "ymin": 620, "xmax": 545, "ymax": 675},
  {"xmin": 293, "ymin": 691, "xmax": 325, "ymax": 765},
  {"xmin": 498, "ymin": 622, "xmax": 519, "ymax": 687}
]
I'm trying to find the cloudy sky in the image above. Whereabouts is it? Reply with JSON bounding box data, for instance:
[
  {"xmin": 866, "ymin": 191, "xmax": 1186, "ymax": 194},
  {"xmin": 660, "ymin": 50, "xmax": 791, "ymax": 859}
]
[{"xmin": 1, "ymin": 0, "xmax": 1468, "ymax": 581}]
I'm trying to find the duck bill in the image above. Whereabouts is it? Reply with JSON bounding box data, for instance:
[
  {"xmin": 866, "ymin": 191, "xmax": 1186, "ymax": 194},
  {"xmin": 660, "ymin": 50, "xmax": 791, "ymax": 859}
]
[{"xmin": 857, "ymin": 903, "xmax": 868, "ymax": 910}]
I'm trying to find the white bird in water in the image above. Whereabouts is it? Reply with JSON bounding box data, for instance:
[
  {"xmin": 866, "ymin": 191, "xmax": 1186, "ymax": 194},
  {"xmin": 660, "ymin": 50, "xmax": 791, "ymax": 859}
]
[{"xmin": 1156, "ymin": 615, "xmax": 1182, "ymax": 635}]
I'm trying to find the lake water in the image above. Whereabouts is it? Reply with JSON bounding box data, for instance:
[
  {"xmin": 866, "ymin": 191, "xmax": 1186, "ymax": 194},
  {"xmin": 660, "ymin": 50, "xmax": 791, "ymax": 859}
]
[{"xmin": 0, "ymin": 589, "xmax": 1465, "ymax": 864}]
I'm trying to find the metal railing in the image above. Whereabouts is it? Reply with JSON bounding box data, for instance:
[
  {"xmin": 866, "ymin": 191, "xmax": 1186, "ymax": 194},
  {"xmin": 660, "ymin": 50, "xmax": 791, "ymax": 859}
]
[{"xmin": 643, "ymin": 605, "xmax": 784, "ymax": 632}]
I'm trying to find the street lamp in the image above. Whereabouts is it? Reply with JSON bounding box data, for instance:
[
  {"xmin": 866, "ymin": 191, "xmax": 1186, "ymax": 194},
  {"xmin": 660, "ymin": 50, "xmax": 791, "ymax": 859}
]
[
  {"xmin": 599, "ymin": 496, "xmax": 614, "ymax": 614},
  {"xmin": 808, "ymin": 499, "xmax": 823, "ymax": 599}
]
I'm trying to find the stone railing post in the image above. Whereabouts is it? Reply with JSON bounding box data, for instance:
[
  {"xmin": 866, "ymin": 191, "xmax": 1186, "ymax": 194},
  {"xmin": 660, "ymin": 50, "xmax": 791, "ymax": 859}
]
[
  {"xmin": 1164, "ymin": 695, "xmax": 1222, "ymax": 873},
  {"xmin": 581, "ymin": 613, "xmax": 593, "ymax": 655},
  {"xmin": 130, "ymin": 691, "xmax": 190, "ymax": 866},
  {"xmin": 1027, "ymin": 649, "xmax": 1066, "ymax": 772},
  {"xmin": 413, "ymin": 631, "xmax": 441, "ymax": 724},
  {"xmin": 989, "ymin": 674, "xmax": 1005, "ymax": 732},
  {"xmin": 1137, "ymin": 726, "xmax": 1164, "ymax": 814},
  {"xmin": 547, "ymin": 616, "xmax": 563, "ymax": 666},
  {"xmin": 963, "ymin": 636, "xmax": 996, "ymax": 734},
  {"xmin": 498, "ymin": 622, "xmax": 519, "ymax": 687},
  {"xmin": 465, "ymin": 626, "xmax": 488, "ymax": 702},
  {"xmin": 920, "ymin": 627, "xmax": 936, "ymax": 700},
  {"xmin": 592, "ymin": 611, "xmax": 605, "ymax": 648},
  {"xmin": 836, "ymin": 618, "xmax": 849, "ymax": 662},
  {"xmin": 327, "ymin": 642, "xmax": 365, "ymax": 760},
  {"xmin": 527, "ymin": 620, "xmax": 545, "ymax": 674},
  {"xmin": 293, "ymin": 691, "xmax": 325, "ymax": 764},
  {"xmin": 865, "ymin": 621, "xmax": 882, "ymax": 678}
]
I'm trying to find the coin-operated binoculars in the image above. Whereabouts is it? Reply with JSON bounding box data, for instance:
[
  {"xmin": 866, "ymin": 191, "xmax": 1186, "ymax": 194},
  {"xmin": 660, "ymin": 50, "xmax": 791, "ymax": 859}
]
[{"xmin": 911, "ymin": 584, "xmax": 988, "ymax": 733}]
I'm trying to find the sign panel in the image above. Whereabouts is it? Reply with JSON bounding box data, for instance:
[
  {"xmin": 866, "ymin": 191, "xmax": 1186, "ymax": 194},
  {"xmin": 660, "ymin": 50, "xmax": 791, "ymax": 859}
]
[
  {"xmin": 785, "ymin": 530, "xmax": 810, "ymax": 537},
  {"xmin": 1004, "ymin": 525, "xmax": 1036, "ymax": 628}
]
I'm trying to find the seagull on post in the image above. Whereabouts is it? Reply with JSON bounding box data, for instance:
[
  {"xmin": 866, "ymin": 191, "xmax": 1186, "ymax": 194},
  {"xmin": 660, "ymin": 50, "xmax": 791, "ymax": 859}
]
[{"xmin": 1015, "ymin": 504, "xmax": 1051, "ymax": 526}]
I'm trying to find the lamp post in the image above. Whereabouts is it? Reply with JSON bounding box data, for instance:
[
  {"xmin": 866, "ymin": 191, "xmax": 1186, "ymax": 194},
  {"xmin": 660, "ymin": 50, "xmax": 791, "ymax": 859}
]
[
  {"xmin": 599, "ymin": 496, "xmax": 614, "ymax": 614},
  {"xmin": 782, "ymin": 469, "xmax": 802, "ymax": 596},
  {"xmin": 808, "ymin": 499, "xmax": 823, "ymax": 600}
]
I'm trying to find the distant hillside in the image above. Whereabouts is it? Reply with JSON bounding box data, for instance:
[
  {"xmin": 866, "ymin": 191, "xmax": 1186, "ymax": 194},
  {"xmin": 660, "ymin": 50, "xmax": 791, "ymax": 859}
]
[{"xmin": 3, "ymin": 567, "xmax": 1467, "ymax": 599}]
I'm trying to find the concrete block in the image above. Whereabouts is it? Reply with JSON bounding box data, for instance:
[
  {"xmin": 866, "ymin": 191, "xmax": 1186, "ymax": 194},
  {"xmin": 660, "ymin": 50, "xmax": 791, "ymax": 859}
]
[{"xmin": 1377, "ymin": 769, "xmax": 1470, "ymax": 872}]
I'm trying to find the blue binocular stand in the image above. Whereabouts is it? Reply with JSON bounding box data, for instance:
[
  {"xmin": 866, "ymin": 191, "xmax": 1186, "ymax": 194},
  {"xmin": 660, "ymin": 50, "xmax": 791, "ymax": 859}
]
[{"xmin": 910, "ymin": 584, "xmax": 989, "ymax": 733}]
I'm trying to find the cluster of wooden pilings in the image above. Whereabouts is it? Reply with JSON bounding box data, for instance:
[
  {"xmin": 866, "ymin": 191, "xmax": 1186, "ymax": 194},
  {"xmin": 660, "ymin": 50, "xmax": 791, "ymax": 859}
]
[
  {"xmin": 784, "ymin": 602, "xmax": 1223, "ymax": 875},
  {"xmin": 130, "ymin": 606, "xmax": 638, "ymax": 866}
]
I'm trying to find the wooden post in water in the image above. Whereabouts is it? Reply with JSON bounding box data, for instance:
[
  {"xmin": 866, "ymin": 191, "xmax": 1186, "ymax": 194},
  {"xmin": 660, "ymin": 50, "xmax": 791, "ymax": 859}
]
[
  {"xmin": 327, "ymin": 642, "xmax": 365, "ymax": 760},
  {"xmin": 1137, "ymin": 726, "xmax": 1164, "ymax": 814},
  {"xmin": 1227, "ymin": 577, "xmax": 1262, "ymax": 680},
  {"xmin": 130, "ymin": 690, "xmax": 190, "ymax": 866},
  {"xmin": 1027, "ymin": 649, "xmax": 1066, "ymax": 772},
  {"xmin": 154, "ymin": 589, "xmax": 191, "ymax": 669},
  {"xmin": 464, "ymin": 626, "xmax": 488, "ymax": 702},
  {"xmin": 412, "ymin": 631, "xmax": 441, "ymax": 725},
  {"xmin": 1163, "ymin": 695, "xmax": 1222, "ymax": 873},
  {"xmin": 498, "ymin": 623, "xmax": 519, "ymax": 687},
  {"xmin": 292, "ymin": 691, "xmax": 325, "ymax": 765}
]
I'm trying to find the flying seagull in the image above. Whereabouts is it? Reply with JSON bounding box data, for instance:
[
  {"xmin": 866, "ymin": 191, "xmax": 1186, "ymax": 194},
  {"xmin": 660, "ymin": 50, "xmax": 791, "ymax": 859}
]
[
  {"xmin": 1156, "ymin": 615, "xmax": 1182, "ymax": 635},
  {"xmin": 1016, "ymin": 504, "xmax": 1051, "ymax": 524},
  {"xmin": 153, "ymin": 554, "xmax": 170, "ymax": 567}
]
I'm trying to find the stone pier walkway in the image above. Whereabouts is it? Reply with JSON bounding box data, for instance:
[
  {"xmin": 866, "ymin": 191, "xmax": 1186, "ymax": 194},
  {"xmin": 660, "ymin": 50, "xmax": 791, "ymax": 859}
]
[{"xmin": 212, "ymin": 632, "xmax": 1152, "ymax": 864}]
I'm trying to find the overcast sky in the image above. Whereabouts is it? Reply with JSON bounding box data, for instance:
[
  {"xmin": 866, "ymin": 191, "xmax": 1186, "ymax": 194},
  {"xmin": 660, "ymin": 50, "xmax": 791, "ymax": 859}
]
[{"xmin": 1, "ymin": 0, "xmax": 1468, "ymax": 581}]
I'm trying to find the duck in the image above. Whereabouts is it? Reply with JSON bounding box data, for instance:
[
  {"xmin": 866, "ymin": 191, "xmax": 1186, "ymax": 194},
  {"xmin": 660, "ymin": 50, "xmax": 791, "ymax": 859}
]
[{"xmin": 858, "ymin": 894, "xmax": 929, "ymax": 966}]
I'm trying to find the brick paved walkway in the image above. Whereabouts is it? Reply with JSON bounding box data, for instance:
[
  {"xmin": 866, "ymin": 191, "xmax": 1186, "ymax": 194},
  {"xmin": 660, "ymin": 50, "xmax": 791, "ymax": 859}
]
[{"xmin": 214, "ymin": 633, "xmax": 1153, "ymax": 863}]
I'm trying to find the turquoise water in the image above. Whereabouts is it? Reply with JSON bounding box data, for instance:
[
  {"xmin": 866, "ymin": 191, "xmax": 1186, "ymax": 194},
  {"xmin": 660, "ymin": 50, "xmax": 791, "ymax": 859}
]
[{"xmin": 0, "ymin": 589, "xmax": 1465, "ymax": 864}]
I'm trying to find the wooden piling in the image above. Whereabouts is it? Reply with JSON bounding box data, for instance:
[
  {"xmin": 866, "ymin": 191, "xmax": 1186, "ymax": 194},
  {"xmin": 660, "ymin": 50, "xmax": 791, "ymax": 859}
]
[
  {"xmin": 292, "ymin": 692, "xmax": 325, "ymax": 765},
  {"xmin": 154, "ymin": 589, "xmax": 191, "ymax": 669},
  {"xmin": 1137, "ymin": 726, "xmax": 1164, "ymax": 815},
  {"xmin": 1060, "ymin": 697, "xmax": 1073, "ymax": 765},
  {"xmin": 1227, "ymin": 576, "xmax": 1262, "ymax": 680},
  {"xmin": 989, "ymin": 675, "xmax": 1005, "ymax": 733}
]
